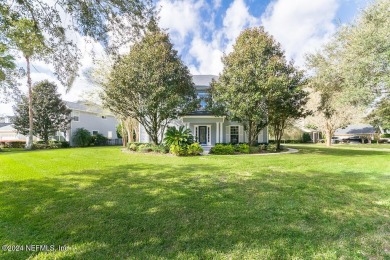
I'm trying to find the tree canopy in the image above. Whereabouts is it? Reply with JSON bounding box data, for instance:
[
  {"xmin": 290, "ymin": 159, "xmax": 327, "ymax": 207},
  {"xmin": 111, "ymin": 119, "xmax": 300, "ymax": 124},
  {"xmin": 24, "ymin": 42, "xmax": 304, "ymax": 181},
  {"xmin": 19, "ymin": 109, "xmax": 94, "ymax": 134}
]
[
  {"xmin": 211, "ymin": 27, "xmax": 308, "ymax": 147},
  {"xmin": 336, "ymin": 0, "xmax": 390, "ymax": 101},
  {"xmin": 304, "ymin": 0, "xmax": 389, "ymax": 145},
  {"xmin": 267, "ymin": 62, "xmax": 309, "ymax": 149},
  {"xmin": 102, "ymin": 29, "xmax": 197, "ymax": 145},
  {"xmin": 13, "ymin": 80, "xmax": 71, "ymax": 144},
  {"xmin": 366, "ymin": 96, "xmax": 390, "ymax": 133}
]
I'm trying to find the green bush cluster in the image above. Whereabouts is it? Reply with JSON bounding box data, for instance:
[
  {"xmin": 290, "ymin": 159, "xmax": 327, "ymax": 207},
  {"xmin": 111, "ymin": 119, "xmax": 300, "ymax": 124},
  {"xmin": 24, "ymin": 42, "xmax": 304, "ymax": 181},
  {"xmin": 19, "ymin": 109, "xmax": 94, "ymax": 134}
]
[
  {"xmin": 381, "ymin": 133, "xmax": 390, "ymax": 138},
  {"xmin": 209, "ymin": 144, "xmax": 235, "ymax": 155},
  {"xmin": 164, "ymin": 126, "xmax": 203, "ymax": 156},
  {"xmin": 302, "ymin": 133, "xmax": 311, "ymax": 143},
  {"xmin": 72, "ymin": 128, "xmax": 112, "ymax": 147},
  {"xmin": 72, "ymin": 128, "xmax": 92, "ymax": 147},
  {"xmin": 0, "ymin": 141, "xmax": 26, "ymax": 148},
  {"xmin": 170, "ymin": 143, "xmax": 204, "ymax": 156},
  {"xmin": 235, "ymin": 143, "xmax": 250, "ymax": 154},
  {"xmin": 209, "ymin": 143, "xmax": 283, "ymax": 155},
  {"xmin": 33, "ymin": 141, "xmax": 70, "ymax": 149},
  {"xmin": 127, "ymin": 142, "xmax": 169, "ymax": 154},
  {"xmin": 90, "ymin": 133, "xmax": 108, "ymax": 146},
  {"xmin": 266, "ymin": 144, "xmax": 278, "ymax": 152}
]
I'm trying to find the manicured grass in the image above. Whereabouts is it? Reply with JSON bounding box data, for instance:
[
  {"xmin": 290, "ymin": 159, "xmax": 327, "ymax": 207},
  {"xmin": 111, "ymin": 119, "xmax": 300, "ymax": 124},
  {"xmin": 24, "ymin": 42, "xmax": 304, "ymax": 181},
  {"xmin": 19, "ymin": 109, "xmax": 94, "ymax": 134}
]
[{"xmin": 0, "ymin": 145, "xmax": 389, "ymax": 259}]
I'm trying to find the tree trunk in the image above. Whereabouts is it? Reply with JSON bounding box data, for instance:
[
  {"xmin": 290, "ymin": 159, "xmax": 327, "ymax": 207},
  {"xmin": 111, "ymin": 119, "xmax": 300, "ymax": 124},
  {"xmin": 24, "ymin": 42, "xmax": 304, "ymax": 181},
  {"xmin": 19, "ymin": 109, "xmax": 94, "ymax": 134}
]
[
  {"xmin": 275, "ymin": 127, "xmax": 282, "ymax": 150},
  {"xmin": 120, "ymin": 119, "xmax": 127, "ymax": 147},
  {"xmin": 126, "ymin": 126, "xmax": 132, "ymax": 143},
  {"xmin": 248, "ymin": 121, "xmax": 252, "ymax": 146},
  {"xmin": 25, "ymin": 56, "xmax": 33, "ymax": 150},
  {"xmin": 325, "ymin": 130, "xmax": 333, "ymax": 147}
]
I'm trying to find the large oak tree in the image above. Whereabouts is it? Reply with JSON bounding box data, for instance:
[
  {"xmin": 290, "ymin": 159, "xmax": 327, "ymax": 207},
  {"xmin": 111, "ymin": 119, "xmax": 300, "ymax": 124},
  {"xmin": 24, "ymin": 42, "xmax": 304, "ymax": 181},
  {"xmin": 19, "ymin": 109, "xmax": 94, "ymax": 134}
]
[
  {"xmin": 211, "ymin": 27, "xmax": 308, "ymax": 147},
  {"xmin": 102, "ymin": 28, "xmax": 197, "ymax": 145}
]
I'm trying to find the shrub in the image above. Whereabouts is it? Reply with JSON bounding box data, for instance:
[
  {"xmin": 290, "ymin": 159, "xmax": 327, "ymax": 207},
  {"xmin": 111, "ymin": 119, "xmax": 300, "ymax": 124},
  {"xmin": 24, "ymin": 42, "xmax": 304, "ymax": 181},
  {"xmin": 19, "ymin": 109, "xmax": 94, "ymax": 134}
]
[
  {"xmin": 381, "ymin": 133, "xmax": 390, "ymax": 138},
  {"xmin": 209, "ymin": 144, "xmax": 235, "ymax": 155},
  {"xmin": 2, "ymin": 141, "xmax": 26, "ymax": 148},
  {"xmin": 91, "ymin": 133, "xmax": 108, "ymax": 146},
  {"xmin": 259, "ymin": 144, "xmax": 267, "ymax": 151},
  {"xmin": 138, "ymin": 144, "xmax": 153, "ymax": 153},
  {"xmin": 235, "ymin": 143, "xmax": 250, "ymax": 154},
  {"xmin": 188, "ymin": 143, "xmax": 203, "ymax": 155},
  {"xmin": 249, "ymin": 146, "xmax": 261, "ymax": 153},
  {"xmin": 302, "ymin": 133, "xmax": 311, "ymax": 143},
  {"xmin": 266, "ymin": 144, "xmax": 278, "ymax": 152},
  {"xmin": 152, "ymin": 145, "xmax": 169, "ymax": 154},
  {"xmin": 128, "ymin": 143, "xmax": 138, "ymax": 151},
  {"xmin": 164, "ymin": 126, "xmax": 193, "ymax": 147},
  {"xmin": 72, "ymin": 128, "xmax": 92, "ymax": 147},
  {"xmin": 170, "ymin": 144, "xmax": 188, "ymax": 156},
  {"xmin": 32, "ymin": 141, "xmax": 64, "ymax": 149},
  {"xmin": 60, "ymin": 141, "xmax": 70, "ymax": 148}
]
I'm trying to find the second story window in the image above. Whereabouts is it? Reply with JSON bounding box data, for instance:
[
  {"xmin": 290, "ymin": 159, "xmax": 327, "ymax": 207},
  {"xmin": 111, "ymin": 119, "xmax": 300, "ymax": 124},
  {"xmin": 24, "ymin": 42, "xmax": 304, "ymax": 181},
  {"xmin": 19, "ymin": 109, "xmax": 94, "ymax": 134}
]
[
  {"xmin": 72, "ymin": 111, "xmax": 80, "ymax": 122},
  {"xmin": 197, "ymin": 92, "xmax": 209, "ymax": 110}
]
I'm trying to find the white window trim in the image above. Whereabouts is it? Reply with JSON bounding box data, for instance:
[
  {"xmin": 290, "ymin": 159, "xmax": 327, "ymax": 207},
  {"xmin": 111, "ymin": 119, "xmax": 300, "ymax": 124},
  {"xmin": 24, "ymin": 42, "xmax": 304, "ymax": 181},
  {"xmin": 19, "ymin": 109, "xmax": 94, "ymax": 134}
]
[
  {"xmin": 193, "ymin": 125, "xmax": 211, "ymax": 145},
  {"xmin": 229, "ymin": 125, "xmax": 240, "ymax": 144}
]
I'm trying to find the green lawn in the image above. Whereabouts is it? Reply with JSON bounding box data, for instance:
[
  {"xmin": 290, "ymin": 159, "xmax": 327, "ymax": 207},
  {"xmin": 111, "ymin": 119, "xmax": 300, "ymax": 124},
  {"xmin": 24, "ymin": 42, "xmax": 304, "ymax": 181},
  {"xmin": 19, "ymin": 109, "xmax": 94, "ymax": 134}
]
[{"xmin": 0, "ymin": 145, "xmax": 389, "ymax": 259}]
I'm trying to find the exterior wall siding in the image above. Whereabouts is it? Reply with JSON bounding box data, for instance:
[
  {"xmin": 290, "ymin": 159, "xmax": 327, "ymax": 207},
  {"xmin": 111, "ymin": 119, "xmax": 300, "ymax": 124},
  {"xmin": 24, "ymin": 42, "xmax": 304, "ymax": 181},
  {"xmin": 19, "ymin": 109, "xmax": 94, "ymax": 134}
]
[
  {"xmin": 69, "ymin": 110, "xmax": 118, "ymax": 146},
  {"xmin": 137, "ymin": 117, "xmax": 269, "ymax": 145}
]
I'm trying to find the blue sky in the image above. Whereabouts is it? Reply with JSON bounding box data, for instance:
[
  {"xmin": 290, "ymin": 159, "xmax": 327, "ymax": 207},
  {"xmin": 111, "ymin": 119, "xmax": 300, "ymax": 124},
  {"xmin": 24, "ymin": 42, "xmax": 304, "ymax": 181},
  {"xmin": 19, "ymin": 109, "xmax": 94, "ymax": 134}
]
[
  {"xmin": 0, "ymin": 0, "xmax": 370, "ymax": 115},
  {"xmin": 157, "ymin": 0, "xmax": 369, "ymax": 74}
]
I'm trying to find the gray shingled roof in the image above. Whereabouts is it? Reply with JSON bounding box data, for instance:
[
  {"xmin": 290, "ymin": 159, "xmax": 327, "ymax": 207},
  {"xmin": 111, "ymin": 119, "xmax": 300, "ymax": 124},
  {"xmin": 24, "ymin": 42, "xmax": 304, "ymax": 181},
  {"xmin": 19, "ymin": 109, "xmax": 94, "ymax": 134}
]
[
  {"xmin": 192, "ymin": 75, "xmax": 218, "ymax": 87},
  {"xmin": 335, "ymin": 124, "xmax": 376, "ymax": 135}
]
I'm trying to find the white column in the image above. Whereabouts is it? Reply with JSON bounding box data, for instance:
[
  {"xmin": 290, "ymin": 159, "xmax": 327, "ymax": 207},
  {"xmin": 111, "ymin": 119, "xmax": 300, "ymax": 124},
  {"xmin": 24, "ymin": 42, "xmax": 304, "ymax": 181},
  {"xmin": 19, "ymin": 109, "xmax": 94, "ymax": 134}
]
[
  {"xmin": 220, "ymin": 122, "xmax": 223, "ymax": 143},
  {"xmin": 216, "ymin": 122, "xmax": 219, "ymax": 144}
]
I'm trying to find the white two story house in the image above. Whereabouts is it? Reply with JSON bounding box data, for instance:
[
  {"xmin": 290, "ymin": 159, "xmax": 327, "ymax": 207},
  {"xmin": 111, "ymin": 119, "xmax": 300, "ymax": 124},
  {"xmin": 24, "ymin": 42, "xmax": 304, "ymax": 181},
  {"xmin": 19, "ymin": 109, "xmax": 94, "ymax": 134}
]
[{"xmin": 139, "ymin": 75, "xmax": 268, "ymax": 146}]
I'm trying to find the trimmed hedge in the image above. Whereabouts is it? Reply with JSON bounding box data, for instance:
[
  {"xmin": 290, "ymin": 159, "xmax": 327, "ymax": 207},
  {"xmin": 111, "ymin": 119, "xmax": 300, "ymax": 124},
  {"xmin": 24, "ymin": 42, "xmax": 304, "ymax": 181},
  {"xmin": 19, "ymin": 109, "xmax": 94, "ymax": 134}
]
[
  {"xmin": 33, "ymin": 141, "xmax": 70, "ymax": 149},
  {"xmin": 127, "ymin": 142, "xmax": 169, "ymax": 154},
  {"xmin": 169, "ymin": 143, "xmax": 203, "ymax": 156},
  {"xmin": 210, "ymin": 144, "xmax": 235, "ymax": 155},
  {"xmin": 209, "ymin": 143, "xmax": 282, "ymax": 155}
]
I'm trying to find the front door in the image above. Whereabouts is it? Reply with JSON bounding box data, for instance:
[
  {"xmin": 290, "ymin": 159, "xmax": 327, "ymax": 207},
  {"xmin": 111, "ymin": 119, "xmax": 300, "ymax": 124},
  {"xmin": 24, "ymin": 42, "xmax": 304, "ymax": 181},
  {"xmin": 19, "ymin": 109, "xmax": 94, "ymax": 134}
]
[{"xmin": 199, "ymin": 126, "xmax": 207, "ymax": 144}]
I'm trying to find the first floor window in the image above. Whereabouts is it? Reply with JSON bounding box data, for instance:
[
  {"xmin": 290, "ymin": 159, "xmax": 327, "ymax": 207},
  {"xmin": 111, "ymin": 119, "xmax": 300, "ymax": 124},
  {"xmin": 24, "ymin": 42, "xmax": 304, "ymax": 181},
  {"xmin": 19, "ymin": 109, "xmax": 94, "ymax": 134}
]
[
  {"xmin": 92, "ymin": 130, "xmax": 99, "ymax": 136},
  {"xmin": 230, "ymin": 126, "xmax": 239, "ymax": 144}
]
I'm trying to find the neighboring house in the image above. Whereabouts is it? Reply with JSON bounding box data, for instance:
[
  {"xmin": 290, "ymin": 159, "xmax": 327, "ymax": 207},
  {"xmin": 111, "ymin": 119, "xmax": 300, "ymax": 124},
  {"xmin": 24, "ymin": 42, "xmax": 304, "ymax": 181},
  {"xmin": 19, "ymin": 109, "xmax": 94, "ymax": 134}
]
[
  {"xmin": 278, "ymin": 125, "xmax": 321, "ymax": 143},
  {"xmin": 0, "ymin": 115, "xmax": 32, "ymax": 143},
  {"xmin": 334, "ymin": 124, "xmax": 376, "ymax": 140},
  {"xmin": 63, "ymin": 101, "xmax": 120, "ymax": 146},
  {"xmin": 0, "ymin": 115, "xmax": 15, "ymax": 127},
  {"xmin": 0, "ymin": 124, "xmax": 31, "ymax": 143},
  {"xmin": 139, "ymin": 75, "xmax": 269, "ymax": 146}
]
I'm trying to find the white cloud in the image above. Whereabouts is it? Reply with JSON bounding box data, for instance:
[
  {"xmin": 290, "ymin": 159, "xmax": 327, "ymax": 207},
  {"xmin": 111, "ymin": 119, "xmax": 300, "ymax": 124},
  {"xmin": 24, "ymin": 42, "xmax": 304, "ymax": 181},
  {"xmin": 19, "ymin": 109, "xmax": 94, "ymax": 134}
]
[
  {"xmin": 223, "ymin": 0, "xmax": 259, "ymax": 45},
  {"xmin": 212, "ymin": 0, "xmax": 222, "ymax": 9},
  {"xmin": 189, "ymin": 37, "xmax": 223, "ymax": 74},
  {"xmin": 158, "ymin": 0, "xmax": 205, "ymax": 47},
  {"xmin": 261, "ymin": 0, "xmax": 339, "ymax": 67}
]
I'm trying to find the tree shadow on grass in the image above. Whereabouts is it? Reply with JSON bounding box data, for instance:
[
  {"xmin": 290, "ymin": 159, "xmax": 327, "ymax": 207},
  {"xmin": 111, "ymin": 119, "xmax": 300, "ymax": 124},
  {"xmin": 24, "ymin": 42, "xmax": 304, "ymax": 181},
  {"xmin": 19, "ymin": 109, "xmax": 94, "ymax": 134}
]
[{"xmin": 0, "ymin": 163, "xmax": 389, "ymax": 259}]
